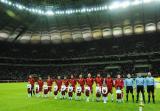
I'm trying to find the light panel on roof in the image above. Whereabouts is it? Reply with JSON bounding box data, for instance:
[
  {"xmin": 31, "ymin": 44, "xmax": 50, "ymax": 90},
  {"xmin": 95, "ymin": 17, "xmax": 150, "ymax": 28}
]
[
  {"xmin": 0, "ymin": 32, "xmax": 9, "ymax": 38},
  {"xmin": 134, "ymin": 25, "xmax": 144, "ymax": 34},
  {"xmin": 72, "ymin": 33, "xmax": 83, "ymax": 42},
  {"xmin": 93, "ymin": 29, "xmax": 102, "ymax": 39},
  {"xmin": 102, "ymin": 28, "xmax": 112, "ymax": 38},
  {"xmin": 82, "ymin": 30, "xmax": 92, "ymax": 41},
  {"xmin": 19, "ymin": 34, "xmax": 31, "ymax": 43},
  {"xmin": 145, "ymin": 23, "xmax": 156, "ymax": 32},
  {"xmin": 61, "ymin": 32, "xmax": 72, "ymax": 40},
  {"xmin": 51, "ymin": 32, "xmax": 61, "ymax": 39},
  {"xmin": 113, "ymin": 27, "xmax": 123, "ymax": 37},
  {"xmin": 123, "ymin": 26, "xmax": 133, "ymax": 35}
]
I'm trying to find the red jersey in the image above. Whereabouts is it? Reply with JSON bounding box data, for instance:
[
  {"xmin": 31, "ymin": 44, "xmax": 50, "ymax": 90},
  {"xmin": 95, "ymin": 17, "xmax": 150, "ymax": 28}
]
[
  {"xmin": 69, "ymin": 79, "xmax": 76, "ymax": 87},
  {"xmin": 55, "ymin": 79, "xmax": 62, "ymax": 89},
  {"xmin": 38, "ymin": 80, "xmax": 44, "ymax": 88},
  {"xmin": 63, "ymin": 79, "xmax": 69, "ymax": 87},
  {"xmin": 86, "ymin": 78, "xmax": 94, "ymax": 86},
  {"xmin": 105, "ymin": 77, "xmax": 113, "ymax": 88},
  {"xmin": 47, "ymin": 79, "xmax": 53, "ymax": 86},
  {"xmin": 115, "ymin": 78, "xmax": 124, "ymax": 89},
  {"xmin": 28, "ymin": 78, "xmax": 35, "ymax": 87},
  {"xmin": 77, "ymin": 78, "xmax": 85, "ymax": 86},
  {"xmin": 95, "ymin": 77, "xmax": 103, "ymax": 86}
]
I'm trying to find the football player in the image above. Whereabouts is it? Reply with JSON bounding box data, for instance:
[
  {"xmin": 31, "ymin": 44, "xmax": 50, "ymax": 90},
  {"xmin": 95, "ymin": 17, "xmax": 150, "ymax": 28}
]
[
  {"xmin": 86, "ymin": 73, "xmax": 94, "ymax": 101},
  {"xmin": 68, "ymin": 83, "xmax": 74, "ymax": 100},
  {"xmin": 95, "ymin": 83, "xmax": 101, "ymax": 102},
  {"xmin": 116, "ymin": 87, "xmax": 122, "ymax": 103},
  {"xmin": 76, "ymin": 83, "xmax": 82, "ymax": 100},
  {"xmin": 61, "ymin": 82, "xmax": 66, "ymax": 99},
  {"xmin": 104, "ymin": 74, "xmax": 114, "ymax": 102},
  {"xmin": 54, "ymin": 83, "xmax": 58, "ymax": 99},
  {"xmin": 27, "ymin": 82, "xmax": 32, "ymax": 97},
  {"xmin": 35, "ymin": 82, "xmax": 40, "ymax": 97},
  {"xmin": 102, "ymin": 84, "xmax": 108, "ymax": 103},
  {"xmin": 85, "ymin": 84, "xmax": 91, "ymax": 102},
  {"xmin": 43, "ymin": 82, "xmax": 48, "ymax": 97}
]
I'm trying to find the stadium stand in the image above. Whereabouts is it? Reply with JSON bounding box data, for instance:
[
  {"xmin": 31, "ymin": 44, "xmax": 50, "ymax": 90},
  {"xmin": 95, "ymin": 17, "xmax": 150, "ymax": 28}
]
[{"xmin": 0, "ymin": 0, "xmax": 160, "ymax": 82}]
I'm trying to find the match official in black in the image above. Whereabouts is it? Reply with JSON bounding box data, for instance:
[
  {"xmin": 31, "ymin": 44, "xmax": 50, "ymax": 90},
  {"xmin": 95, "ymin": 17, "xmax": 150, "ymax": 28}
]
[
  {"xmin": 135, "ymin": 73, "xmax": 145, "ymax": 103},
  {"xmin": 124, "ymin": 74, "xmax": 134, "ymax": 102},
  {"xmin": 146, "ymin": 72, "xmax": 155, "ymax": 103}
]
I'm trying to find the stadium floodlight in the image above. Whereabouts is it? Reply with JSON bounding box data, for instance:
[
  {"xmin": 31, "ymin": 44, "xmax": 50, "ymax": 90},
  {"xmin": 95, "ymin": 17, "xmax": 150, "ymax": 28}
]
[
  {"xmin": 103, "ymin": 5, "xmax": 108, "ymax": 10},
  {"xmin": 28, "ymin": 8, "xmax": 32, "ymax": 12},
  {"xmin": 46, "ymin": 10, "xmax": 54, "ymax": 16},
  {"xmin": 97, "ymin": 7, "xmax": 100, "ymax": 11},
  {"xmin": 25, "ymin": 7, "xmax": 28, "ymax": 11},
  {"xmin": 55, "ymin": 11, "xmax": 60, "ymax": 15},
  {"xmin": 60, "ymin": 11, "xmax": 65, "ymax": 14},
  {"xmin": 15, "ymin": 4, "xmax": 24, "ymax": 10},
  {"xmin": 0, "ymin": 0, "xmax": 5, "ymax": 3},
  {"xmin": 86, "ymin": 8, "xmax": 91, "ymax": 12},
  {"xmin": 69, "ymin": 10, "xmax": 73, "ymax": 14},
  {"xmin": 7, "ymin": 1, "xmax": 12, "ymax": 5},
  {"xmin": 100, "ymin": 6, "xmax": 103, "ymax": 10},
  {"xmin": 108, "ymin": 2, "xmax": 120, "ymax": 10},
  {"xmin": 37, "ymin": 9, "xmax": 43, "ymax": 15},
  {"xmin": 121, "ymin": 1, "xmax": 130, "ymax": 8},
  {"xmin": 31, "ymin": 8, "xmax": 36, "ymax": 13},
  {"xmin": 81, "ymin": 8, "xmax": 86, "ymax": 13},
  {"xmin": 143, "ymin": 0, "xmax": 153, "ymax": 3},
  {"xmin": 66, "ymin": 10, "xmax": 73, "ymax": 14},
  {"xmin": 66, "ymin": 10, "xmax": 69, "ymax": 14},
  {"xmin": 131, "ymin": 0, "xmax": 142, "ymax": 6},
  {"xmin": 93, "ymin": 7, "xmax": 98, "ymax": 11},
  {"xmin": 68, "ymin": 10, "xmax": 72, "ymax": 14},
  {"xmin": 78, "ymin": 9, "xmax": 81, "ymax": 13},
  {"xmin": 75, "ymin": 9, "xmax": 79, "ymax": 13}
]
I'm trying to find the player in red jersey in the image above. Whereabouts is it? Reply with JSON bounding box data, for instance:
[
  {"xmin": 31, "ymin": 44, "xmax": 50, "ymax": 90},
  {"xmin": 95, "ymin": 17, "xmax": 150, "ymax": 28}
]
[
  {"xmin": 28, "ymin": 75, "xmax": 35, "ymax": 96},
  {"xmin": 95, "ymin": 73, "xmax": 103, "ymax": 87},
  {"xmin": 69, "ymin": 75, "xmax": 76, "ymax": 92},
  {"xmin": 115, "ymin": 74, "xmax": 124, "ymax": 101},
  {"xmin": 115, "ymin": 74, "xmax": 124, "ymax": 89},
  {"xmin": 46, "ymin": 75, "xmax": 53, "ymax": 96},
  {"xmin": 38, "ymin": 77, "xmax": 43, "ymax": 96},
  {"xmin": 63, "ymin": 76, "xmax": 69, "ymax": 91},
  {"xmin": 77, "ymin": 74, "xmax": 85, "ymax": 93},
  {"xmin": 86, "ymin": 73, "xmax": 94, "ymax": 101},
  {"xmin": 55, "ymin": 76, "xmax": 62, "ymax": 92},
  {"xmin": 86, "ymin": 73, "xmax": 94, "ymax": 93},
  {"xmin": 104, "ymin": 74, "xmax": 114, "ymax": 102}
]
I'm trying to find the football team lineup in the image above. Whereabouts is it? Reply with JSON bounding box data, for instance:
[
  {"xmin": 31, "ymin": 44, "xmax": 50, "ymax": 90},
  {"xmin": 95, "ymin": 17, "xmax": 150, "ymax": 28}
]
[
  {"xmin": 27, "ymin": 72, "xmax": 156, "ymax": 104},
  {"xmin": 0, "ymin": 80, "xmax": 159, "ymax": 111}
]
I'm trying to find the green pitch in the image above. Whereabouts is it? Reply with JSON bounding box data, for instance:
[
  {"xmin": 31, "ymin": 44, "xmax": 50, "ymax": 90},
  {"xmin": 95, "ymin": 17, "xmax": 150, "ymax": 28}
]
[{"xmin": 0, "ymin": 83, "xmax": 159, "ymax": 111}]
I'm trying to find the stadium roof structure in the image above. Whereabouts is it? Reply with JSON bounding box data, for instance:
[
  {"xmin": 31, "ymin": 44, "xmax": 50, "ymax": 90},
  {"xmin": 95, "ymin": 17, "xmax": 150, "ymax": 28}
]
[{"xmin": 0, "ymin": 0, "xmax": 160, "ymax": 44}]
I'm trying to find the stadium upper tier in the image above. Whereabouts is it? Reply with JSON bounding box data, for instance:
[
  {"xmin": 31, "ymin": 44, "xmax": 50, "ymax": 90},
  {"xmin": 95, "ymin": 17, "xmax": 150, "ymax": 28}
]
[
  {"xmin": 0, "ymin": 33, "xmax": 159, "ymax": 60},
  {"xmin": 0, "ymin": 0, "xmax": 160, "ymax": 44}
]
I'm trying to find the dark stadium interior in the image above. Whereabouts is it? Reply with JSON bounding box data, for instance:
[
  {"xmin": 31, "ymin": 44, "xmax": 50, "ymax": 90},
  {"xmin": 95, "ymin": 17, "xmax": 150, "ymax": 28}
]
[{"xmin": 0, "ymin": 0, "xmax": 160, "ymax": 80}]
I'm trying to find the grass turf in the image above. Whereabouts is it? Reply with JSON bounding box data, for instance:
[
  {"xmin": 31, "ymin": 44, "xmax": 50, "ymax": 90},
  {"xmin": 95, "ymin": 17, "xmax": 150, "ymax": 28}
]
[{"xmin": 0, "ymin": 83, "xmax": 159, "ymax": 111}]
